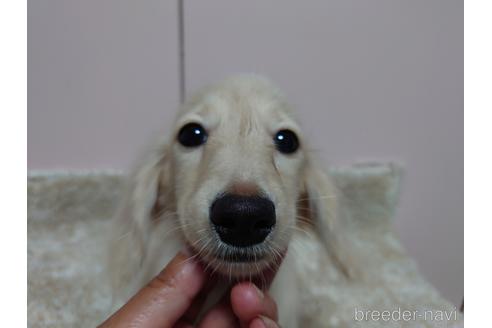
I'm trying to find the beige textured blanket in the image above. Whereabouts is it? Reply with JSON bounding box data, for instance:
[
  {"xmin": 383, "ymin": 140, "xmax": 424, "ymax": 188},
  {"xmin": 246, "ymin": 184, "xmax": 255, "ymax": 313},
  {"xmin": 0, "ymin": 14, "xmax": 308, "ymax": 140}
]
[{"xmin": 27, "ymin": 163, "xmax": 462, "ymax": 327}]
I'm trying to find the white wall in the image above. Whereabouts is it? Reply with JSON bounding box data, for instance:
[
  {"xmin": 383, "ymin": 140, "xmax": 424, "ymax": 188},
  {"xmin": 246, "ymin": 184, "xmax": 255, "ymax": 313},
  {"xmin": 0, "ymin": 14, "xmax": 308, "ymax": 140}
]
[{"xmin": 28, "ymin": 0, "xmax": 463, "ymax": 306}]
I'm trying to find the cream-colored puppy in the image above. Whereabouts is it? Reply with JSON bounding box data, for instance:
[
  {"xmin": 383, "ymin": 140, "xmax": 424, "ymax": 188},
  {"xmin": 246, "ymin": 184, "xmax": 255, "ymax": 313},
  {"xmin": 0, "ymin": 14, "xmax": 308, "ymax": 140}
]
[{"xmin": 108, "ymin": 75, "xmax": 348, "ymax": 327}]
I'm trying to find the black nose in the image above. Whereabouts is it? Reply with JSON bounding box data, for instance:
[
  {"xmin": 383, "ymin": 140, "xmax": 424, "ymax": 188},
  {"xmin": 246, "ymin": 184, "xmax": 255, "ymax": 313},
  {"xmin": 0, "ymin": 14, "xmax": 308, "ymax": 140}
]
[{"xmin": 210, "ymin": 194, "xmax": 276, "ymax": 247}]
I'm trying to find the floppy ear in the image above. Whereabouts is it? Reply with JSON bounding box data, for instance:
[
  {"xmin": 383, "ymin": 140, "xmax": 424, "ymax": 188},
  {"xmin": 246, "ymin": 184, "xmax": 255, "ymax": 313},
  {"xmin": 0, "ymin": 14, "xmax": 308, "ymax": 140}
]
[
  {"xmin": 300, "ymin": 157, "xmax": 355, "ymax": 278},
  {"xmin": 130, "ymin": 142, "xmax": 173, "ymax": 229},
  {"xmin": 108, "ymin": 137, "xmax": 173, "ymax": 306}
]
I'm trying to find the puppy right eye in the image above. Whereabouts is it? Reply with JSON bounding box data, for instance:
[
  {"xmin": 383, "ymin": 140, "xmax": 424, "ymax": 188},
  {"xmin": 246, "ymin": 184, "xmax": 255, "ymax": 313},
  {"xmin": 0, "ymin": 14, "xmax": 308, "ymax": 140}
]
[{"xmin": 177, "ymin": 123, "xmax": 208, "ymax": 147}]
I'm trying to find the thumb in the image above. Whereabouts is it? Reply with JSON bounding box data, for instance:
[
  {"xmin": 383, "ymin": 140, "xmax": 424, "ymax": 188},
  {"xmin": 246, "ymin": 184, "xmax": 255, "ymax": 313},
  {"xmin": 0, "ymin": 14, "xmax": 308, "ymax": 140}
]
[{"xmin": 99, "ymin": 252, "xmax": 205, "ymax": 328}]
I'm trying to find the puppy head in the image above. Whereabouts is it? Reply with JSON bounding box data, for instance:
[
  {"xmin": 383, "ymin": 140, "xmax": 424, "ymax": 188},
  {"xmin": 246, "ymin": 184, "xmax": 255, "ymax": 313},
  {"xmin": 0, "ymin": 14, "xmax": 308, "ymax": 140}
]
[{"xmin": 130, "ymin": 75, "xmax": 339, "ymax": 280}]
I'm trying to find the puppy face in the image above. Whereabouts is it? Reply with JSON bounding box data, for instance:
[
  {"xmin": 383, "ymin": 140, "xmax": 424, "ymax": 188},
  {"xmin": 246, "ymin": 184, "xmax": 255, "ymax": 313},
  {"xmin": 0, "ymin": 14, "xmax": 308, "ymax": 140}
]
[
  {"xmin": 165, "ymin": 78, "xmax": 306, "ymax": 278},
  {"xmin": 122, "ymin": 76, "xmax": 342, "ymax": 284}
]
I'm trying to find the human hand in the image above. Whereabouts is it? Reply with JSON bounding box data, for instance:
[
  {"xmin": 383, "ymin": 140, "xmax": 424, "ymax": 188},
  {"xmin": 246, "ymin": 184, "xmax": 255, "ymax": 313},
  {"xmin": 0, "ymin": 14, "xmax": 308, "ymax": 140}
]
[{"xmin": 99, "ymin": 252, "xmax": 279, "ymax": 328}]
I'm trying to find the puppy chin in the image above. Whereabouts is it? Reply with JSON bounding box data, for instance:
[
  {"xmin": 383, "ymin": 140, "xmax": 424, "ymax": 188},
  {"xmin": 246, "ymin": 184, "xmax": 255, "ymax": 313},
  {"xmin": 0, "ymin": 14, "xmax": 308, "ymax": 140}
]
[{"xmin": 186, "ymin": 241, "xmax": 286, "ymax": 288}]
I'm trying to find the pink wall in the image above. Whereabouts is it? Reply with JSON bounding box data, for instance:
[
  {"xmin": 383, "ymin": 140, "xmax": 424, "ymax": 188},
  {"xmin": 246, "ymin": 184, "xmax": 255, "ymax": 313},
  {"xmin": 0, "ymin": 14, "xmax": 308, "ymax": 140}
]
[
  {"xmin": 28, "ymin": 0, "xmax": 463, "ymax": 306},
  {"xmin": 28, "ymin": 0, "xmax": 179, "ymax": 169}
]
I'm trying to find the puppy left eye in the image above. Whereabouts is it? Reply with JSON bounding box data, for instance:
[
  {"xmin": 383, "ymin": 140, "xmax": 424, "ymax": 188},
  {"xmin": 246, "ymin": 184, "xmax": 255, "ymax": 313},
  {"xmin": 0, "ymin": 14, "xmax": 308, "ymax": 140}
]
[
  {"xmin": 274, "ymin": 129, "xmax": 299, "ymax": 154},
  {"xmin": 177, "ymin": 123, "xmax": 208, "ymax": 147}
]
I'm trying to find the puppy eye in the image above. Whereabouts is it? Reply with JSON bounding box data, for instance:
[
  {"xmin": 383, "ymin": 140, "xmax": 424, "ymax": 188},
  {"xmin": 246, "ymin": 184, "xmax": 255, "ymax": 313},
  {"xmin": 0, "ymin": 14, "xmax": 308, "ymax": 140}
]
[
  {"xmin": 274, "ymin": 129, "xmax": 299, "ymax": 154},
  {"xmin": 177, "ymin": 123, "xmax": 208, "ymax": 147}
]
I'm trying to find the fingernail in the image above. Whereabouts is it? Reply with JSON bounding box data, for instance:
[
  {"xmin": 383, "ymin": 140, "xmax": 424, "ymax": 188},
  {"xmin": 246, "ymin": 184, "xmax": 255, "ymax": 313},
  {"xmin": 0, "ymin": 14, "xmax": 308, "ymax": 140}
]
[
  {"xmin": 252, "ymin": 283, "xmax": 264, "ymax": 299},
  {"xmin": 253, "ymin": 317, "xmax": 267, "ymax": 328},
  {"xmin": 258, "ymin": 315, "xmax": 277, "ymax": 328},
  {"xmin": 172, "ymin": 251, "xmax": 202, "ymax": 279}
]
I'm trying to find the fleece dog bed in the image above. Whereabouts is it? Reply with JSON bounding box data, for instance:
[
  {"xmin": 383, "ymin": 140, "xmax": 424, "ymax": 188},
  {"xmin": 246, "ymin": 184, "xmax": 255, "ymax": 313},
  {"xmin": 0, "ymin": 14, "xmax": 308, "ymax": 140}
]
[{"xmin": 27, "ymin": 163, "xmax": 462, "ymax": 327}]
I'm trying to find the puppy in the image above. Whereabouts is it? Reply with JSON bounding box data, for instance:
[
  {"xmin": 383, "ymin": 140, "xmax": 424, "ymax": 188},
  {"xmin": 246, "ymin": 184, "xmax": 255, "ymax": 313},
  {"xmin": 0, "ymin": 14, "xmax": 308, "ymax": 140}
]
[{"xmin": 108, "ymin": 75, "xmax": 349, "ymax": 327}]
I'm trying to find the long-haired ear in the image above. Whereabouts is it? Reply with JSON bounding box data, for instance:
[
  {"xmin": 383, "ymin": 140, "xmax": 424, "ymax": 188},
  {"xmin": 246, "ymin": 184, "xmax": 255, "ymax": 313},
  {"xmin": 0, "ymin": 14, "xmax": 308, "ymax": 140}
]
[
  {"xmin": 300, "ymin": 157, "xmax": 355, "ymax": 278},
  {"xmin": 108, "ymin": 137, "xmax": 172, "ymax": 307},
  {"xmin": 123, "ymin": 137, "xmax": 172, "ymax": 235}
]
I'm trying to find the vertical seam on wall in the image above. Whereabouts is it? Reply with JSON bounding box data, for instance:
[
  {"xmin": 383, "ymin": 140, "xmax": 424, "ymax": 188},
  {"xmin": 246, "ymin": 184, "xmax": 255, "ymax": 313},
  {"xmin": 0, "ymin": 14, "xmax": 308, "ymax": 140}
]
[{"xmin": 178, "ymin": 0, "xmax": 186, "ymax": 103}]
